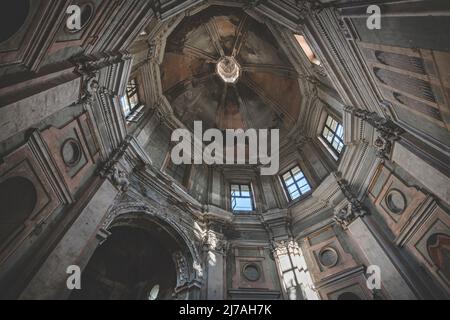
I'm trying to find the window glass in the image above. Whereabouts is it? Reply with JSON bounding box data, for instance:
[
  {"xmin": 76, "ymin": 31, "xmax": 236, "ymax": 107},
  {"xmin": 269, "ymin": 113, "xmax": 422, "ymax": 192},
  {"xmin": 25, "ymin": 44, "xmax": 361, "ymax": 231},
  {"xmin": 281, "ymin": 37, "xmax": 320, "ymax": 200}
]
[
  {"xmin": 281, "ymin": 166, "xmax": 312, "ymax": 202},
  {"xmin": 231, "ymin": 184, "xmax": 255, "ymax": 212},
  {"xmin": 148, "ymin": 285, "xmax": 160, "ymax": 301},
  {"xmin": 294, "ymin": 34, "xmax": 321, "ymax": 65},
  {"xmin": 322, "ymin": 115, "xmax": 344, "ymax": 156},
  {"xmin": 121, "ymin": 79, "xmax": 144, "ymax": 122}
]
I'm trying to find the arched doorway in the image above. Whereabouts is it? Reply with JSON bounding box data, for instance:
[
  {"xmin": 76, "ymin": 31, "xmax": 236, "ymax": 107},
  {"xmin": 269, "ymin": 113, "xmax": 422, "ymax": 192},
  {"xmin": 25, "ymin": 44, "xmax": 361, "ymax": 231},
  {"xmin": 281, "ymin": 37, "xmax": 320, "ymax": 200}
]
[{"xmin": 71, "ymin": 213, "xmax": 198, "ymax": 300}]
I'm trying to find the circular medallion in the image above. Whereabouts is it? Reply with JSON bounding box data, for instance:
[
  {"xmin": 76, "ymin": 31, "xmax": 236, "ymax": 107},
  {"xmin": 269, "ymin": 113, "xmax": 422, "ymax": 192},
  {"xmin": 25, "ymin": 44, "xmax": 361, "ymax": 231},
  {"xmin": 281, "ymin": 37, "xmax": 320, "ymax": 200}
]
[
  {"xmin": 319, "ymin": 247, "xmax": 339, "ymax": 268},
  {"xmin": 243, "ymin": 264, "xmax": 260, "ymax": 282},
  {"xmin": 385, "ymin": 189, "xmax": 406, "ymax": 215},
  {"xmin": 61, "ymin": 139, "xmax": 82, "ymax": 167}
]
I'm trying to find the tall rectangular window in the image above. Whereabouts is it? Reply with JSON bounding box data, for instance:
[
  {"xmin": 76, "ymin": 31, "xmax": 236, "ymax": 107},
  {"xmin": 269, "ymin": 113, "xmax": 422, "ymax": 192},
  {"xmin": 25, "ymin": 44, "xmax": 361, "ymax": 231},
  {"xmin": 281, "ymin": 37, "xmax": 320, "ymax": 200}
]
[
  {"xmin": 281, "ymin": 166, "xmax": 311, "ymax": 202},
  {"xmin": 322, "ymin": 115, "xmax": 344, "ymax": 156},
  {"xmin": 121, "ymin": 79, "xmax": 144, "ymax": 122},
  {"xmin": 231, "ymin": 184, "xmax": 255, "ymax": 213},
  {"xmin": 295, "ymin": 34, "xmax": 321, "ymax": 66}
]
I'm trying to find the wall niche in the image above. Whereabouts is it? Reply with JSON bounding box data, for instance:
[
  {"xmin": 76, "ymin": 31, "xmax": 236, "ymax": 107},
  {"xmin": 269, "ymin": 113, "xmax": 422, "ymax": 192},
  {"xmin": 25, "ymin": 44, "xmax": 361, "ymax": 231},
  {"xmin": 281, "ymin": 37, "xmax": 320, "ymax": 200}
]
[
  {"xmin": 0, "ymin": 0, "xmax": 30, "ymax": 44},
  {"xmin": 0, "ymin": 177, "xmax": 37, "ymax": 243}
]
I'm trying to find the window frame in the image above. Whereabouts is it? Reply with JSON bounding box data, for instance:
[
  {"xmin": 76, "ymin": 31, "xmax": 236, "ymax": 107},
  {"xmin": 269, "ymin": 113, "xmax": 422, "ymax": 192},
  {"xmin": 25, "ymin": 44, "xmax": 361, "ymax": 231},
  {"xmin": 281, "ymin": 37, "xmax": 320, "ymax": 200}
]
[
  {"xmin": 121, "ymin": 78, "xmax": 144, "ymax": 123},
  {"xmin": 321, "ymin": 115, "xmax": 344, "ymax": 158},
  {"xmin": 294, "ymin": 34, "xmax": 321, "ymax": 66},
  {"xmin": 230, "ymin": 183, "xmax": 255, "ymax": 213},
  {"xmin": 280, "ymin": 166, "xmax": 312, "ymax": 203}
]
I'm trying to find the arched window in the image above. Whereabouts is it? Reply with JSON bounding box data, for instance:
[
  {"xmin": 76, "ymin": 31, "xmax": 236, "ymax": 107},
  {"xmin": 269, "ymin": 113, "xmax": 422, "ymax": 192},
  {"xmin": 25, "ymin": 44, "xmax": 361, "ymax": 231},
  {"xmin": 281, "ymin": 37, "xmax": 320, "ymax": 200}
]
[{"xmin": 148, "ymin": 284, "xmax": 160, "ymax": 301}]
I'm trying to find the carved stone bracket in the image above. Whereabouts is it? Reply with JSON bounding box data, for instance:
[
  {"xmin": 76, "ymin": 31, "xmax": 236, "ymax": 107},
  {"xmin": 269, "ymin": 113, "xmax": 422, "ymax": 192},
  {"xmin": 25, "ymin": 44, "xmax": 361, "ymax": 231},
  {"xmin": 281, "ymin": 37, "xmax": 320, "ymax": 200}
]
[
  {"xmin": 73, "ymin": 52, "xmax": 131, "ymax": 77},
  {"xmin": 345, "ymin": 106, "xmax": 404, "ymax": 161},
  {"xmin": 333, "ymin": 173, "xmax": 368, "ymax": 228},
  {"xmin": 202, "ymin": 229, "xmax": 228, "ymax": 255},
  {"xmin": 98, "ymin": 136, "xmax": 134, "ymax": 191},
  {"xmin": 73, "ymin": 51, "xmax": 132, "ymax": 104},
  {"xmin": 108, "ymin": 165, "xmax": 130, "ymax": 192},
  {"xmin": 79, "ymin": 74, "xmax": 100, "ymax": 104}
]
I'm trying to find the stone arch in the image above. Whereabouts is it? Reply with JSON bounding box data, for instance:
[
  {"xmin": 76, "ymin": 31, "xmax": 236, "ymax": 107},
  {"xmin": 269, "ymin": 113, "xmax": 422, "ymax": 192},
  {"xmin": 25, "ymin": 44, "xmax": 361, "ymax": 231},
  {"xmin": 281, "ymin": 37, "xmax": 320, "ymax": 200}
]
[{"xmin": 81, "ymin": 202, "xmax": 204, "ymax": 300}]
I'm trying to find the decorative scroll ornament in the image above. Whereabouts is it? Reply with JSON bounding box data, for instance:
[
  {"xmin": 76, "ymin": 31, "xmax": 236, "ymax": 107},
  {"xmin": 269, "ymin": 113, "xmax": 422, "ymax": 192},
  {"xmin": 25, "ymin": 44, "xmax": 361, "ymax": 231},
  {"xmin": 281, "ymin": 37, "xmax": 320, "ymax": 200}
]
[
  {"xmin": 202, "ymin": 230, "xmax": 227, "ymax": 254},
  {"xmin": 333, "ymin": 174, "xmax": 368, "ymax": 228},
  {"xmin": 78, "ymin": 75, "xmax": 100, "ymax": 104},
  {"xmin": 334, "ymin": 202, "xmax": 366, "ymax": 228},
  {"xmin": 173, "ymin": 251, "xmax": 190, "ymax": 288},
  {"xmin": 98, "ymin": 136, "xmax": 134, "ymax": 192},
  {"xmin": 345, "ymin": 106, "xmax": 404, "ymax": 161},
  {"xmin": 99, "ymin": 163, "xmax": 129, "ymax": 192},
  {"xmin": 374, "ymin": 135, "xmax": 392, "ymax": 161},
  {"xmin": 110, "ymin": 165, "xmax": 130, "ymax": 192},
  {"xmin": 73, "ymin": 52, "xmax": 131, "ymax": 104}
]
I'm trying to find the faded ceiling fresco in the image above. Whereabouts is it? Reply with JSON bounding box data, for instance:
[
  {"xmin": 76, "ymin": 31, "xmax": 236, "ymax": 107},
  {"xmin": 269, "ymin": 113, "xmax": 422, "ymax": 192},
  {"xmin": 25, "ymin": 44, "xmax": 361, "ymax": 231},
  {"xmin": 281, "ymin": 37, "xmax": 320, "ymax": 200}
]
[{"xmin": 161, "ymin": 6, "xmax": 303, "ymax": 135}]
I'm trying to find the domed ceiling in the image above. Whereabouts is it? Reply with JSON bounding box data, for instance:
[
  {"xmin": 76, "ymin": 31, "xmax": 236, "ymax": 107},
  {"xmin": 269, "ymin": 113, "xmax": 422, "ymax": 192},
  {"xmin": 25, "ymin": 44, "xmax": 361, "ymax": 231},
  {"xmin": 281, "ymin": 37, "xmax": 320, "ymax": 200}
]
[{"xmin": 160, "ymin": 6, "xmax": 303, "ymax": 135}]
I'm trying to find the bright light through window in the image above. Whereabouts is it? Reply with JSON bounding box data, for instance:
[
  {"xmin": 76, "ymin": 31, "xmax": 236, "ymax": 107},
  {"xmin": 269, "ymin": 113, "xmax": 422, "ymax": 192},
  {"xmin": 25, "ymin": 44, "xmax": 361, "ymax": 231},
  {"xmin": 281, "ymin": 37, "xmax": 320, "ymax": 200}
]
[
  {"xmin": 121, "ymin": 78, "xmax": 145, "ymax": 123},
  {"xmin": 231, "ymin": 184, "xmax": 254, "ymax": 213},
  {"xmin": 295, "ymin": 35, "xmax": 321, "ymax": 66},
  {"xmin": 281, "ymin": 166, "xmax": 311, "ymax": 202},
  {"xmin": 322, "ymin": 115, "xmax": 344, "ymax": 155},
  {"xmin": 148, "ymin": 284, "xmax": 160, "ymax": 300}
]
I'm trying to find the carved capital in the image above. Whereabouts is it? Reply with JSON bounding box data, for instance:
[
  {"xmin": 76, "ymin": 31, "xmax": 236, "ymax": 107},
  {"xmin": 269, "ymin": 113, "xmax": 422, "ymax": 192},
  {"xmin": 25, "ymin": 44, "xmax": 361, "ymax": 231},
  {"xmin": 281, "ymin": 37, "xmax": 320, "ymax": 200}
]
[
  {"xmin": 271, "ymin": 239, "xmax": 301, "ymax": 258},
  {"xmin": 334, "ymin": 202, "xmax": 366, "ymax": 228}
]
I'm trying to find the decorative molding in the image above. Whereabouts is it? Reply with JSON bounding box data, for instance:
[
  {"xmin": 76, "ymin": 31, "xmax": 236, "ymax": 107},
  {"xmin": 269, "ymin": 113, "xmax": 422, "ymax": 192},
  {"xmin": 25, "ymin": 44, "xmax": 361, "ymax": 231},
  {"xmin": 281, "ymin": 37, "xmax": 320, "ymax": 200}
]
[
  {"xmin": 102, "ymin": 201, "xmax": 205, "ymax": 281},
  {"xmin": 345, "ymin": 105, "xmax": 404, "ymax": 161},
  {"xmin": 333, "ymin": 173, "xmax": 368, "ymax": 228}
]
